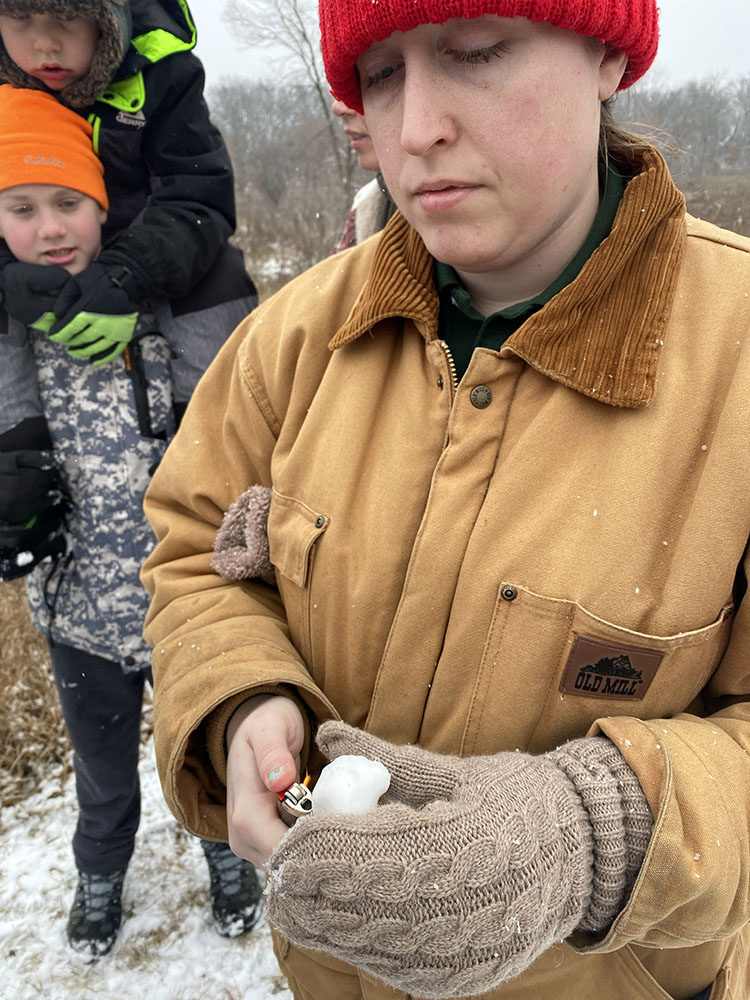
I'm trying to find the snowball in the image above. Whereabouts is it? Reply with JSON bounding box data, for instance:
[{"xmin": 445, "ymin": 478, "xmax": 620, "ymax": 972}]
[{"xmin": 312, "ymin": 755, "xmax": 390, "ymax": 816}]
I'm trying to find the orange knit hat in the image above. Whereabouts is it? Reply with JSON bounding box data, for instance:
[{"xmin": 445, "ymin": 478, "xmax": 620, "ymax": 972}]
[{"xmin": 0, "ymin": 84, "xmax": 108, "ymax": 210}]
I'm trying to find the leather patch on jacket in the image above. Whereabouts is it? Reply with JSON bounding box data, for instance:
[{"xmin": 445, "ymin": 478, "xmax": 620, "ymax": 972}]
[{"xmin": 560, "ymin": 635, "xmax": 664, "ymax": 700}]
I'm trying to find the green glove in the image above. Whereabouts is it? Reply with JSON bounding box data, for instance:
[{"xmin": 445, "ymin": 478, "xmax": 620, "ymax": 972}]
[
  {"xmin": 30, "ymin": 312, "xmax": 56, "ymax": 334},
  {"xmin": 48, "ymin": 261, "xmax": 140, "ymax": 366},
  {"xmin": 49, "ymin": 311, "xmax": 138, "ymax": 365}
]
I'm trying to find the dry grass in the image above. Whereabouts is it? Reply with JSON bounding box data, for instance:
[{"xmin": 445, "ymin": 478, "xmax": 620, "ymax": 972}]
[
  {"xmin": 0, "ymin": 579, "xmax": 155, "ymax": 812},
  {"xmin": 0, "ymin": 579, "xmax": 70, "ymax": 807},
  {"xmin": 680, "ymin": 173, "xmax": 750, "ymax": 237}
]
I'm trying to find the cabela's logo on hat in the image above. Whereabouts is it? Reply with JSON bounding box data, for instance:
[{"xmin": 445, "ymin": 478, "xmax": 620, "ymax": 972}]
[{"xmin": 24, "ymin": 154, "xmax": 66, "ymax": 168}]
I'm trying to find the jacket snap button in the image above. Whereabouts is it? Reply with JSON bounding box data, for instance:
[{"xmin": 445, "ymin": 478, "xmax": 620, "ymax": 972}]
[
  {"xmin": 470, "ymin": 385, "xmax": 493, "ymax": 409},
  {"xmin": 315, "ymin": 516, "xmax": 325, "ymax": 528},
  {"xmin": 437, "ymin": 375, "xmax": 444, "ymax": 389},
  {"xmin": 501, "ymin": 584, "xmax": 518, "ymax": 601}
]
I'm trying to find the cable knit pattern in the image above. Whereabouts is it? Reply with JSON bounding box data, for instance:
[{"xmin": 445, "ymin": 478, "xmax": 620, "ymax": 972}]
[{"xmin": 266, "ymin": 723, "xmax": 653, "ymax": 998}]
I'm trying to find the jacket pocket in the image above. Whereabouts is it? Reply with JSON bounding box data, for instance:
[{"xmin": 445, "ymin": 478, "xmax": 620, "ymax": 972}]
[
  {"xmin": 267, "ymin": 490, "xmax": 328, "ymax": 666},
  {"xmin": 461, "ymin": 582, "xmax": 733, "ymax": 755},
  {"xmin": 615, "ymin": 940, "xmax": 738, "ymax": 1000}
]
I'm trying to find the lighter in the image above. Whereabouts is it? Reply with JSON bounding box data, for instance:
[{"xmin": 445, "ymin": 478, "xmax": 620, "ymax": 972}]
[{"xmin": 276, "ymin": 779, "xmax": 313, "ymax": 826}]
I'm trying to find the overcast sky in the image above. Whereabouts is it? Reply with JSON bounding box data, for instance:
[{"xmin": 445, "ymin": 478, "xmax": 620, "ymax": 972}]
[{"xmin": 188, "ymin": 0, "xmax": 748, "ymax": 91}]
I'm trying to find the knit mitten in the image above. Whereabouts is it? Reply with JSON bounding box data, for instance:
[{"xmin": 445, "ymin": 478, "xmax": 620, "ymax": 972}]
[
  {"xmin": 266, "ymin": 722, "xmax": 653, "ymax": 999},
  {"xmin": 210, "ymin": 484, "xmax": 274, "ymax": 584}
]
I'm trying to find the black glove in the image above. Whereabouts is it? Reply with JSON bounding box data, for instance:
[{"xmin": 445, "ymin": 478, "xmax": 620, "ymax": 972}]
[
  {"xmin": 0, "ymin": 417, "xmax": 63, "ymax": 522},
  {"xmin": 0, "ymin": 262, "xmax": 70, "ymax": 327},
  {"xmin": 0, "ymin": 448, "xmax": 62, "ymax": 525},
  {"xmin": 0, "ymin": 504, "xmax": 68, "ymax": 582},
  {"xmin": 0, "ymin": 238, "xmax": 14, "ymax": 276},
  {"xmin": 0, "ymin": 418, "xmax": 68, "ymax": 581},
  {"xmin": 49, "ymin": 261, "xmax": 140, "ymax": 364}
]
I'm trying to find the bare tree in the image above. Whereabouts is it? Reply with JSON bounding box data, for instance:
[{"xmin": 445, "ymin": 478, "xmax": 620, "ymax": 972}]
[
  {"xmin": 619, "ymin": 76, "xmax": 750, "ymax": 176},
  {"xmin": 613, "ymin": 76, "xmax": 750, "ymax": 237},
  {"xmin": 210, "ymin": 79, "xmax": 371, "ymax": 296},
  {"xmin": 223, "ymin": 0, "xmax": 356, "ymax": 195}
]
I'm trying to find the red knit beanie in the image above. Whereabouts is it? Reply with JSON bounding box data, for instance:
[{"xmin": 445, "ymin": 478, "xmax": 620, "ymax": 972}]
[
  {"xmin": 320, "ymin": 0, "xmax": 659, "ymax": 113},
  {"xmin": 0, "ymin": 84, "xmax": 108, "ymax": 209}
]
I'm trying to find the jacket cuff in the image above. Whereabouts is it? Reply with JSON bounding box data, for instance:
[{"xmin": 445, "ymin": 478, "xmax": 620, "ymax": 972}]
[
  {"xmin": 96, "ymin": 246, "xmax": 158, "ymax": 303},
  {"xmin": 205, "ymin": 686, "xmax": 313, "ymax": 786}
]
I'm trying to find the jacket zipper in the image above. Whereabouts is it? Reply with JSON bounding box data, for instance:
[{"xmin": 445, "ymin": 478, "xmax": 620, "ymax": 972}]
[{"xmin": 439, "ymin": 340, "xmax": 459, "ymax": 393}]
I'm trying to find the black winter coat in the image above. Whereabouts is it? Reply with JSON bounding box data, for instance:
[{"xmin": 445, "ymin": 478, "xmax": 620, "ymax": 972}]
[
  {"xmin": 0, "ymin": 0, "xmax": 256, "ymax": 317},
  {"xmin": 81, "ymin": 0, "xmax": 256, "ymax": 314}
]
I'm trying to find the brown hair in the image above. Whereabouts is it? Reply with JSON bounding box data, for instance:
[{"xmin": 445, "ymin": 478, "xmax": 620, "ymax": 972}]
[
  {"xmin": 583, "ymin": 38, "xmax": 671, "ymax": 168},
  {"xmin": 600, "ymin": 97, "xmax": 659, "ymax": 164}
]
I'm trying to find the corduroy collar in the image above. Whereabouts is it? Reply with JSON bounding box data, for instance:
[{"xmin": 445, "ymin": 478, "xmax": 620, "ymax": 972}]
[{"xmin": 329, "ymin": 147, "xmax": 686, "ymax": 408}]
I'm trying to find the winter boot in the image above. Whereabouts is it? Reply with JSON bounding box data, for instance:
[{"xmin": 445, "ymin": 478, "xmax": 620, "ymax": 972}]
[
  {"xmin": 201, "ymin": 840, "xmax": 263, "ymax": 937},
  {"xmin": 66, "ymin": 868, "xmax": 126, "ymax": 959}
]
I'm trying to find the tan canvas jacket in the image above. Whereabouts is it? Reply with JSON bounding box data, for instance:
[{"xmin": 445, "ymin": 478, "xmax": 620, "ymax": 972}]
[{"xmin": 143, "ymin": 149, "xmax": 750, "ymax": 1000}]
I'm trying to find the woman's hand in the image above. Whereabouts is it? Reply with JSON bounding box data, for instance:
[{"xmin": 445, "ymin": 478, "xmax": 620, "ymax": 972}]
[{"xmin": 225, "ymin": 693, "xmax": 306, "ymax": 866}]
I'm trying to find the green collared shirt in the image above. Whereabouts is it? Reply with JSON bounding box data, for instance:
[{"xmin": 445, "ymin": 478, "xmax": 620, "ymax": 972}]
[{"xmin": 435, "ymin": 165, "xmax": 625, "ymax": 382}]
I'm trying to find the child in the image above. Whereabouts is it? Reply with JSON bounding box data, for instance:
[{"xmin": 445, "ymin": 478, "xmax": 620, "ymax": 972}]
[
  {"xmin": 0, "ymin": 83, "xmax": 113, "ymax": 577},
  {"xmin": 0, "ymin": 0, "xmax": 257, "ymax": 409},
  {"xmin": 0, "ymin": 81, "xmax": 261, "ymax": 965}
]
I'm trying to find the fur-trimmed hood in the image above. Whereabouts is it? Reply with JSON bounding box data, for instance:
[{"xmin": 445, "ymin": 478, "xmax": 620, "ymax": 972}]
[
  {"xmin": 0, "ymin": 0, "xmax": 131, "ymax": 107},
  {"xmin": 0, "ymin": 0, "xmax": 196, "ymax": 108}
]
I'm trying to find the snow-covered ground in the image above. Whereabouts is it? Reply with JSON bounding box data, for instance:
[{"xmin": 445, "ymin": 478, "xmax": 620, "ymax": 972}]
[{"xmin": 0, "ymin": 729, "xmax": 292, "ymax": 1000}]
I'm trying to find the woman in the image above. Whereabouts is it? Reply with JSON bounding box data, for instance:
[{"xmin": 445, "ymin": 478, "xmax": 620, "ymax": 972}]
[
  {"xmin": 330, "ymin": 97, "xmax": 396, "ymax": 252},
  {"xmin": 142, "ymin": 1, "xmax": 750, "ymax": 998}
]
